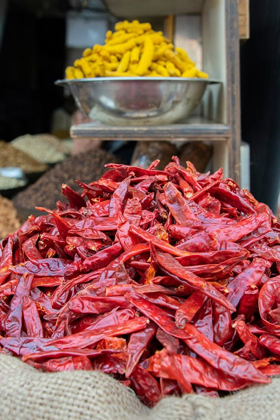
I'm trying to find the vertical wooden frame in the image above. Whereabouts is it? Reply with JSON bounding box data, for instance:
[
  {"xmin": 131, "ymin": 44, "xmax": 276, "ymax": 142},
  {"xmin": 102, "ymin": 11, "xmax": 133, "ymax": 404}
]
[{"xmin": 227, "ymin": 0, "xmax": 241, "ymax": 184}]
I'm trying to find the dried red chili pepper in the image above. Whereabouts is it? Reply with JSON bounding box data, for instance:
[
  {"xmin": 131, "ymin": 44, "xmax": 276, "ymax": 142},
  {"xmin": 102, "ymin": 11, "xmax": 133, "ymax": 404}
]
[
  {"xmin": 5, "ymin": 273, "xmax": 34, "ymax": 337},
  {"xmin": 227, "ymin": 259, "xmax": 269, "ymax": 308},
  {"xmin": 126, "ymin": 323, "xmax": 156, "ymax": 378},
  {"xmin": 258, "ymin": 276, "xmax": 280, "ymax": 335},
  {"xmin": 152, "ymin": 247, "xmax": 235, "ymax": 311},
  {"xmin": 175, "ymin": 292, "xmax": 206, "ymax": 327},
  {"xmin": 238, "ymin": 285, "xmax": 259, "ymax": 322},
  {"xmin": 233, "ymin": 320, "xmax": 266, "ymax": 359},
  {"xmin": 148, "ymin": 349, "xmax": 253, "ymax": 392},
  {"xmin": 0, "ymin": 157, "xmax": 279, "ymax": 406},
  {"xmin": 23, "ymin": 296, "xmax": 44, "ymax": 338}
]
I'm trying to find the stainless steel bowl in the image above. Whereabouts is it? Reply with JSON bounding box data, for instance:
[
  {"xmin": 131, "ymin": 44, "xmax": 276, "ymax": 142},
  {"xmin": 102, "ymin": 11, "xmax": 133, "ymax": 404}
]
[{"xmin": 56, "ymin": 77, "xmax": 218, "ymax": 126}]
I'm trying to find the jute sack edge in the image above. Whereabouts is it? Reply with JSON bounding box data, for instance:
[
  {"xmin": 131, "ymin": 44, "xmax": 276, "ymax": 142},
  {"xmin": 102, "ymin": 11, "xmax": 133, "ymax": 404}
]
[{"xmin": 0, "ymin": 354, "xmax": 279, "ymax": 420}]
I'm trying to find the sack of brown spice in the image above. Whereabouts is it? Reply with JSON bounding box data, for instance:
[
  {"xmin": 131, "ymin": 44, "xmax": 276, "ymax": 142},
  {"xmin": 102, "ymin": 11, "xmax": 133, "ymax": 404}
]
[
  {"xmin": 0, "ymin": 140, "xmax": 47, "ymax": 174},
  {"xmin": 0, "ymin": 195, "xmax": 21, "ymax": 238}
]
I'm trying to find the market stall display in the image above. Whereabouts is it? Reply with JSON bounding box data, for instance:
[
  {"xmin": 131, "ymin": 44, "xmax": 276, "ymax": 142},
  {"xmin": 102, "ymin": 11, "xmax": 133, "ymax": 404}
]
[
  {"xmin": 65, "ymin": 20, "xmax": 208, "ymax": 79},
  {"xmin": 13, "ymin": 148, "xmax": 119, "ymax": 219},
  {"xmin": 12, "ymin": 134, "xmax": 67, "ymax": 165},
  {"xmin": 1, "ymin": 158, "xmax": 280, "ymax": 407},
  {"xmin": 0, "ymin": 195, "xmax": 21, "ymax": 238}
]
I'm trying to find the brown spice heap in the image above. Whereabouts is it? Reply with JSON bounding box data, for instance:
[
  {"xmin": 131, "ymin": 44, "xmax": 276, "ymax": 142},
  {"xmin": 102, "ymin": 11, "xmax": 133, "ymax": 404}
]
[
  {"xmin": 11, "ymin": 134, "xmax": 67, "ymax": 164},
  {"xmin": 0, "ymin": 176, "xmax": 26, "ymax": 190},
  {"xmin": 13, "ymin": 148, "xmax": 118, "ymax": 211},
  {"xmin": 0, "ymin": 141, "xmax": 47, "ymax": 174},
  {"xmin": 0, "ymin": 195, "xmax": 21, "ymax": 238}
]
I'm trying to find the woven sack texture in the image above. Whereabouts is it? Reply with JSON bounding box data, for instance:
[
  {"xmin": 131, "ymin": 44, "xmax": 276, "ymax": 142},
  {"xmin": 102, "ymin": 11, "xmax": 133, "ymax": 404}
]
[{"xmin": 0, "ymin": 354, "xmax": 279, "ymax": 420}]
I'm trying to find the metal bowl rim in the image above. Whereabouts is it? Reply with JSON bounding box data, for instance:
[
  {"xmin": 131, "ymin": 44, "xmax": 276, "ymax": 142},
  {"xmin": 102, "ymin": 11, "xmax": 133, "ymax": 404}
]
[{"xmin": 55, "ymin": 77, "xmax": 221, "ymax": 86}]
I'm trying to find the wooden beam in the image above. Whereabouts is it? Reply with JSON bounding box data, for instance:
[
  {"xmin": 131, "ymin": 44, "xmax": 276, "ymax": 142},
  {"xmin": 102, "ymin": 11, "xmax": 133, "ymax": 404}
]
[
  {"xmin": 239, "ymin": 0, "xmax": 250, "ymax": 41},
  {"xmin": 163, "ymin": 15, "xmax": 174, "ymax": 43}
]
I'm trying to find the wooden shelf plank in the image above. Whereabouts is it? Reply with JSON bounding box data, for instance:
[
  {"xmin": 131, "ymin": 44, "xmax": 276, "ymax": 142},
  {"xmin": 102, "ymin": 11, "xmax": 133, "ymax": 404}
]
[
  {"xmin": 101, "ymin": 0, "xmax": 203, "ymax": 18},
  {"xmin": 71, "ymin": 118, "xmax": 230, "ymax": 141}
]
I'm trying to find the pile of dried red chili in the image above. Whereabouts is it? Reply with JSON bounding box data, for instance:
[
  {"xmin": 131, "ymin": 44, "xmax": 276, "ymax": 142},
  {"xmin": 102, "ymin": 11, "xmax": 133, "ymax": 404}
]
[{"xmin": 0, "ymin": 157, "xmax": 280, "ymax": 406}]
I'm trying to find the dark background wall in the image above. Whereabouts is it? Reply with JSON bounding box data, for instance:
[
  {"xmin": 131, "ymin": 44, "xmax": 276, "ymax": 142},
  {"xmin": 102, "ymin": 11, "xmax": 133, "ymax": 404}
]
[
  {"xmin": 0, "ymin": 6, "xmax": 66, "ymax": 140},
  {"xmin": 240, "ymin": 0, "xmax": 280, "ymax": 213}
]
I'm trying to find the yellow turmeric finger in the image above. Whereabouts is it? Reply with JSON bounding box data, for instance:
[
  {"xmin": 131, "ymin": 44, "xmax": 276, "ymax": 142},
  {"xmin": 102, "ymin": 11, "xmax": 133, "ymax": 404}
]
[
  {"xmin": 65, "ymin": 66, "xmax": 75, "ymax": 79},
  {"xmin": 117, "ymin": 51, "xmax": 131, "ymax": 72},
  {"xmin": 74, "ymin": 59, "xmax": 83, "ymax": 67},
  {"xmin": 106, "ymin": 30, "xmax": 113, "ymax": 41},
  {"xmin": 149, "ymin": 71, "xmax": 164, "ymax": 77},
  {"xmin": 93, "ymin": 44, "xmax": 103, "ymax": 53},
  {"xmin": 106, "ymin": 33, "xmax": 137, "ymax": 46},
  {"xmin": 153, "ymin": 44, "xmax": 173, "ymax": 60},
  {"xmin": 135, "ymin": 32, "xmax": 165, "ymax": 45},
  {"xmin": 182, "ymin": 67, "xmax": 198, "ymax": 78},
  {"xmin": 74, "ymin": 68, "xmax": 84, "ymax": 79},
  {"xmin": 175, "ymin": 47, "xmax": 195, "ymax": 65},
  {"xmin": 105, "ymin": 70, "xmax": 132, "ymax": 77},
  {"xmin": 111, "ymin": 30, "xmax": 126, "ymax": 39},
  {"xmin": 157, "ymin": 60, "xmax": 167, "ymax": 67},
  {"xmin": 136, "ymin": 37, "xmax": 154, "ymax": 76},
  {"xmin": 129, "ymin": 63, "xmax": 138, "ymax": 74},
  {"xmin": 150, "ymin": 63, "xmax": 169, "ymax": 76},
  {"xmin": 83, "ymin": 48, "xmax": 92, "ymax": 57},
  {"xmin": 93, "ymin": 63, "xmax": 105, "ymax": 77},
  {"xmin": 197, "ymin": 70, "xmax": 209, "ymax": 78},
  {"xmin": 84, "ymin": 53, "xmax": 99, "ymax": 62},
  {"xmin": 131, "ymin": 46, "xmax": 140, "ymax": 64},
  {"xmin": 126, "ymin": 27, "xmax": 144, "ymax": 35},
  {"xmin": 166, "ymin": 61, "xmax": 181, "ymax": 76},
  {"xmin": 164, "ymin": 50, "xmax": 186, "ymax": 73},
  {"xmin": 99, "ymin": 49, "xmax": 111, "ymax": 60},
  {"xmin": 115, "ymin": 20, "xmax": 130, "ymax": 31},
  {"xmin": 115, "ymin": 21, "xmax": 151, "ymax": 32},
  {"xmin": 127, "ymin": 25, "xmax": 149, "ymax": 34},
  {"xmin": 80, "ymin": 62, "xmax": 94, "ymax": 77},
  {"xmin": 103, "ymin": 62, "xmax": 119, "ymax": 71},
  {"xmin": 104, "ymin": 40, "xmax": 136, "ymax": 54},
  {"xmin": 137, "ymin": 23, "xmax": 152, "ymax": 32},
  {"xmin": 109, "ymin": 55, "xmax": 118, "ymax": 63}
]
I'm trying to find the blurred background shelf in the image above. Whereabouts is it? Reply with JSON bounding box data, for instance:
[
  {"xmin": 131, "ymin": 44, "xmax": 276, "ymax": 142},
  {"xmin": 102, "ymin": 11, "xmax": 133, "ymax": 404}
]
[
  {"xmin": 71, "ymin": 117, "xmax": 230, "ymax": 141},
  {"xmin": 70, "ymin": 0, "xmax": 241, "ymax": 183}
]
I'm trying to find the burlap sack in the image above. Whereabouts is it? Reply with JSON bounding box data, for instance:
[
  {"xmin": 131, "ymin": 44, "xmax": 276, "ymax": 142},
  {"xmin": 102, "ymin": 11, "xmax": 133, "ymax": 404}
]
[{"xmin": 0, "ymin": 354, "xmax": 279, "ymax": 420}]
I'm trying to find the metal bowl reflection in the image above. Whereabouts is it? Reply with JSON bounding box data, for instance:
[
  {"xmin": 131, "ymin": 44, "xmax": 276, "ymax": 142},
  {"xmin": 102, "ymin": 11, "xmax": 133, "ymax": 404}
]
[{"xmin": 56, "ymin": 77, "xmax": 216, "ymax": 126}]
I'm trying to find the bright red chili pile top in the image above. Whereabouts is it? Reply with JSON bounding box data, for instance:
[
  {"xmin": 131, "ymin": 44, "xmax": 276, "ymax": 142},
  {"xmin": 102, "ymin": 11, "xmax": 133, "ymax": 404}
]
[{"xmin": 0, "ymin": 157, "xmax": 280, "ymax": 406}]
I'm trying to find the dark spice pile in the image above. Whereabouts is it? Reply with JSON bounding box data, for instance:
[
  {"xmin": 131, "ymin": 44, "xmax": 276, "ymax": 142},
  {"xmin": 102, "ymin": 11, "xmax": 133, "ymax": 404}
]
[
  {"xmin": 13, "ymin": 148, "xmax": 118, "ymax": 211},
  {"xmin": 1, "ymin": 157, "xmax": 280, "ymax": 407}
]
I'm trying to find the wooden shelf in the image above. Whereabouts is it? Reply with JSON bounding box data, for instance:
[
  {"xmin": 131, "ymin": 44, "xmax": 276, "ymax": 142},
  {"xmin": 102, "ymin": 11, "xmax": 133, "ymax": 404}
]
[
  {"xmin": 71, "ymin": 117, "xmax": 230, "ymax": 141},
  {"xmin": 101, "ymin": 0, "xmax": 203, "ymax": 18}
]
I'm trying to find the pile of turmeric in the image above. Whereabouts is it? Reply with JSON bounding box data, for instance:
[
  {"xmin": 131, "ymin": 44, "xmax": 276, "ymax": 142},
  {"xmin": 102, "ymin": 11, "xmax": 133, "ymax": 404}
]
[{"xmin": 65, "ymin": 20, "xmax": 208, "ymax": 79}]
